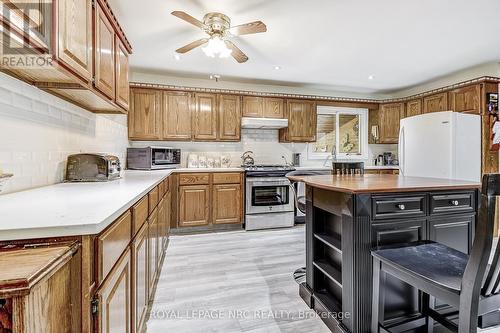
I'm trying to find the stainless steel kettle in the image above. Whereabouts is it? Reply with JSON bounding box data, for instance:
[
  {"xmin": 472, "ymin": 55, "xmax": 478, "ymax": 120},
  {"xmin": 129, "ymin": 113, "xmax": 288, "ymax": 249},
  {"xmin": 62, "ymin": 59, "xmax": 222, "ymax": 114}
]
[{"xmin": 241, "ymin": 151, "xmax": 255, "ymax": 166}]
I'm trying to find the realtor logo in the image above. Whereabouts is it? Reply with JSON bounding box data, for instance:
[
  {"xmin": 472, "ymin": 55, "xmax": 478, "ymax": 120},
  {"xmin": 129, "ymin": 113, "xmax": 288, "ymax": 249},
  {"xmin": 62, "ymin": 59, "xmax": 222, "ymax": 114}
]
[{"xmin": 0, "ymin": 1, "xmax": 53, "ymax": 68}]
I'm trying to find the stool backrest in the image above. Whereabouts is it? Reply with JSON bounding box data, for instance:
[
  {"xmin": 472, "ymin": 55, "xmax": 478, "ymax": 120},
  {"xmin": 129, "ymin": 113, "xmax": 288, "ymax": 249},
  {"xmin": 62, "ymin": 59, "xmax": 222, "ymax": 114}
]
[
  {"xmin": 332, "ymin": 162, "xmax": 364, "ymax": 175},
  {"xmin": 461, "ymin": 175, "xmax": 499, "ymax": 300}
]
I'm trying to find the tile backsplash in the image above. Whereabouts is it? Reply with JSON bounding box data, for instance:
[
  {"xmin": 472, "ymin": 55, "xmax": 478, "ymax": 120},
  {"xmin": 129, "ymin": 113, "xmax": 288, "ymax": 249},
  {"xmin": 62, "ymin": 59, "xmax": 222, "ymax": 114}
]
[{"xmin": 0, "ymin": 73, "xmax": 129, "ymax": 194}]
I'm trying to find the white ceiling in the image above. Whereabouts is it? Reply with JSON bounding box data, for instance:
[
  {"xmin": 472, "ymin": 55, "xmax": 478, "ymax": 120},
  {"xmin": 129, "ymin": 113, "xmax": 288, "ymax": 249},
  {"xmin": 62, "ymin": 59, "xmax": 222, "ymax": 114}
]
[{"xmin": 108, "ymin": 0, "xmax": 500, "ymax": 94}]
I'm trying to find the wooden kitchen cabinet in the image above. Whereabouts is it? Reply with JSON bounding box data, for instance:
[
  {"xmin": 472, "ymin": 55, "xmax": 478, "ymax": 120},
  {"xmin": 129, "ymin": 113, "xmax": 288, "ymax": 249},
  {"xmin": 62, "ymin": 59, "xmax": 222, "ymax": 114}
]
[
  {"xmin": 178, "ymin": 185, "xmax": 211, "ymax": 227},
  {"xmin": 95, "ymin": 249, "xmax": 132, "ymax": 333},
  {"xmin": 57, "ymin": 0, "xmax": 93, "ymax": 82},
  {"xmin": 213, "ymin": 184, "xmax": 242, "ymax": 224},
  {"xmin": 129, "ymin": 89, "xmax": 162, "ymax": 140},
  {"xmin": 280, "ymin": 99, "xmax": 317, "ymax": 142},
  {"xmin": 94, "ymin": 2, "xmax": 116, "ymax": 99},
  {"xmin": 263, "ymin": 98, "xmax": 285, "ymax": 118},
  {"xmin": 193, "ymin": 93, "xmax": 218, "ymax": 141},
  {"xmin": 115, "ymin": 36, "xmax": 130, "ymax": 109},
  {"xmin": 162, "ymin": 91, "xmax": 192, "ymax": 140},
  {"xmin": 405, "ymin": 99, "xmax": 423, "ymax": 118},
  {"xmin": 423, "ymin": 92, "xmax": 448, "ymax": 113},
  {"xmin": 449, "ymin": 84, "xmax": 481, "ymax": 114},
  {"xmin": 242, "ymin": 96, "xmax": 264, "ymax": 117},
  {"xmin": 218, "ymin": 94, "xmax": 241, "ymax": 141},
  {"xmin": 379, "ymin": 103, "xmax": 404, "ymax": 143},
  {"xmin": 132, "ymin": 222, "xmax": 148, "ymax": 333},
  {"xmin": 148, "ymin": 209, "xmax": 159, "ymax": 297}
]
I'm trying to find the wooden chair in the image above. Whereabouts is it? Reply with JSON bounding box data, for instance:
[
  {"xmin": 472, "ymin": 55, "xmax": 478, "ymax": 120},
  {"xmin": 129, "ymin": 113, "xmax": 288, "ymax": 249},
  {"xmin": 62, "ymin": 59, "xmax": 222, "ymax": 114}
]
[
  {"xmin": 332, "ymin": 161, "xmax": 364, "ymax": 175},
  {"xmin": 371, "ymin": 174, "xmax": 500, "ymax": 333}
]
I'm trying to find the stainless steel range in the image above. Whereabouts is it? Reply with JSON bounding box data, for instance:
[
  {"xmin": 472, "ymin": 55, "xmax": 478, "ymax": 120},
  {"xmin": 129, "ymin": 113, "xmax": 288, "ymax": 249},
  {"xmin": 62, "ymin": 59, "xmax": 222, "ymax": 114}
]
[{"xmin": 244, "ymin": 165, "xmax": 296, "ymax": 231}]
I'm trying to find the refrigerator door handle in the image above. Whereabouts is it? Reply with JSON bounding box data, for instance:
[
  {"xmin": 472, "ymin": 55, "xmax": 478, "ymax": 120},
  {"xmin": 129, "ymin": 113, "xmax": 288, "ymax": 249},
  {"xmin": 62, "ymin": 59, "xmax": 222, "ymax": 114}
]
[{"xmin": 398, "ymin": 126, "xmax": 405, "ymax": 176}]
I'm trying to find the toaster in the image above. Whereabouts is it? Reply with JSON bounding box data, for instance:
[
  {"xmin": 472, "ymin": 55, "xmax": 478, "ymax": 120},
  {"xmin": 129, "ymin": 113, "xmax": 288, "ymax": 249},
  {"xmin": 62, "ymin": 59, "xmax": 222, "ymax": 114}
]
[{"xmin": 65, "ymin": 154, "xmax": 121, "ymax": 182}]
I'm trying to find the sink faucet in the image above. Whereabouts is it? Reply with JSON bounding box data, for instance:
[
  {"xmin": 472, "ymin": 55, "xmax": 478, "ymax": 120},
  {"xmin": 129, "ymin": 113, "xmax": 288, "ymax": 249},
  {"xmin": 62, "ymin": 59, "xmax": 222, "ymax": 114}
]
[{"xmin": 323, "ymin": 144, "xmax": 337, "ymax": 167}]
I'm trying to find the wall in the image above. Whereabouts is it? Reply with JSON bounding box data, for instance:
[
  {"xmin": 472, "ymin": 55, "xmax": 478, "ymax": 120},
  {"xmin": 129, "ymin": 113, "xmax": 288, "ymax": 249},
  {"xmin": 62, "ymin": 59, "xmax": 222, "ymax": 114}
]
[{"xmin": 0, "ymin": 73, "xmax": 129, "ymax": 194}]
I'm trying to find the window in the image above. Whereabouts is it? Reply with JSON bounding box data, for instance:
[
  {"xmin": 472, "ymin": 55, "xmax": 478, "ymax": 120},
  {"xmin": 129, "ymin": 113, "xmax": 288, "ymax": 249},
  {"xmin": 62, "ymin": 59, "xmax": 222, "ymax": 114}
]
[{"xmin": 308, "ymin": 106, "xmax": 368, "ymax": 159}]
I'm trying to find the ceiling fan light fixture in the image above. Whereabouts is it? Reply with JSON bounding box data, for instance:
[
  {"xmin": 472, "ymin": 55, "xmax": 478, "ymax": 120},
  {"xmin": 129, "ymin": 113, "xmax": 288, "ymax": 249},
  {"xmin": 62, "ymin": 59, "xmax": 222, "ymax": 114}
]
[{"xmin": 202, "ymin": 36, "xmax": 232, "ymax": 58}]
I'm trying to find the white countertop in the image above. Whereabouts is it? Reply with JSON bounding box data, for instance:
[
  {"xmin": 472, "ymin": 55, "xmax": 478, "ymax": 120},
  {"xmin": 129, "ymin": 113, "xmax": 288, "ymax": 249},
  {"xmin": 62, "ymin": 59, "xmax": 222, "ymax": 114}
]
[{"xmin": 0, "ymin": 170, "xmax": 173, "ymax": 241}]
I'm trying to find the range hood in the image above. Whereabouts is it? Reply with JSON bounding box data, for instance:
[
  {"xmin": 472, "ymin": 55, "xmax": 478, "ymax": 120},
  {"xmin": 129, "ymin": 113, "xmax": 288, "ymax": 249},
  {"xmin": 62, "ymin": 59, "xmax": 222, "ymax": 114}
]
[{"xmin": 241, "ymin": 117, "xmax": 288, "ymax": 129}]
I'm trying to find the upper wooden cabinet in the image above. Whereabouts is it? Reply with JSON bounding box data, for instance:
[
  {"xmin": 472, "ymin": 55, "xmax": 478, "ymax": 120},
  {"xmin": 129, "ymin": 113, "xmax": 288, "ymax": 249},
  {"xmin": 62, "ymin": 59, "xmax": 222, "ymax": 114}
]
[
  {"xmin": 242, "ymin": 96, "xmax": 285, "ymax": 118},
  {"xmin": 57, "ymin": 0, "xmax": 93, "ymax": 81},
  {"xmin": 379, "ymin": 103, "xmax": 404, "ymax": 144},
  {"xmin": 423, "ymin": 93, "xmax": 448, "ymax": 113},
  {"xmin": 242, "ymin": 96, "xmax": 263, "ymax": 117},
  {"xmin": 280, "ymin": 99, "xmax": 317, "ymax": 142},
  {"xmin": 115, "ymin": 36, "xmax": 130, "ymax": 109},
  {"xmin": 94, "ymin": 2, "xmax": 116, "ymax": 99},
  {"xmin": 162, "ymin": 91, "xmax": 192, "ymax": 140},
  {"xmin": 0, "ymin": 0, "xmax": 131, "ymax": 114},
  {"xmin": 218, "ymin": 94, "xmax": 241, "ymax": 141},
  {"xmin": 192, "ymin": 93, "xmax": 218, "ymax": 141},
  {"xmin": 449, "ymin": 84, "xmax": 481, "ymax": 114},
  {"xmin": 129, "ymin": 89, "xmax": 162, "ymax": 140},
  {"xmin": 405, "ymin": 99, "xmax": 423, "ymax": 118},
  {"xmin": 263, "ymin": 98, "xmax": 285, "ymax": 118}
]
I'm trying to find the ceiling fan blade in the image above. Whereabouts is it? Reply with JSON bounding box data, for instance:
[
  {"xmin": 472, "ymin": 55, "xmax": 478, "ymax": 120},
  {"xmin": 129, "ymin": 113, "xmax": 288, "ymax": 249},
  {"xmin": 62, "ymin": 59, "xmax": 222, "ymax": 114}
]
[
  {"xmin": 224, "ymin": 40, "xmax": 249, "ymax": 63},
  {"xmin": 229, "ymin": 21, "xmax": 267, "ymax": 36},
  {"xmin": 171, "ymin": 11, "xmax": 205, "ymax": 29},
  {"xmin": 176, "ymin": 38, "xmax": 209, "ymax": 53}
]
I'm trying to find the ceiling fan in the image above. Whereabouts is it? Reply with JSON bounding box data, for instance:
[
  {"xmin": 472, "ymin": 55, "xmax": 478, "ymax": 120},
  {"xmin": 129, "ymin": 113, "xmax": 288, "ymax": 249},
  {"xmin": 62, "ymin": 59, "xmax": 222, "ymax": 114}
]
[{"xmin": 171, "ymin": 11, "xmax": 267, "ymax": 63}]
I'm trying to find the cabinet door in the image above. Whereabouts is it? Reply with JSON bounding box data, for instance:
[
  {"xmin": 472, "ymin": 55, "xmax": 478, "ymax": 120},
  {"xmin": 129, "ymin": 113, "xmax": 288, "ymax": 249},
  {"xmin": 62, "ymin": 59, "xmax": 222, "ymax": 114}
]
[
  {"xmin": 429, "ymin": 215, "xmax": 474, "ymax": 254},
  {"xmin": 179, "ymin": 185, "xmax": 210, "ymax": 227},
  {"xmin": 423, "ymin": 93, "xmax": 448, "ymax": 113},
  {"xmin": 242, "ymin": 96, "xmax": 263, "ymax": 117},
  {"xmin": 213, "ymin": 184, "xmax": 242, "ymax": 224},
  {"xmin": 148, "ymin": 209, "xmax": 158, "ymax": 298},
  {"xmin": 96, "ymin": 249, "xmax": 131, "ymax": 333},
  {"xmin": 132, "ymin": 223, "xmax": 148, "ymax": 333},
  {"xmin": 95, "ymin": 3, "xmax": 116, "ymax": 99},
  {"xmin": 162, "ymin": 91, "xmax": 192, "ymax": 140},
  {"xmin": 286, "ymin": 99, "xmax": 317, "ymax": 142},
  {"xmin": 449, "ymin": 85, "xmax": 481, "ymax": 114},
  {"xmin": 263, "ymin": 98, "xmax": 284, "ymax": 118},
  {"xmin": 405, "ymin": 99, "xmax": 422, "ymax": 118},
  {"xmin": 57, "ymin": 0, "xmax": 92, "ymax": 81},
  {"xmin": 129, "ymin": 89, "xmax": 161, "ymax": 140},
  {"xmin": 218, "ymin": 94, "xmax": 241, "ymax": 141},
  {"xmin": 192, "ymin": 93, "xmax": 217, "ymax": 141},
  {"xmin": 163, "ymin": 192, "xmax": 171, "ymax": 251},
  {"xmin": 379, "ymin": 103, "xmax": 404, "ymax": 144},
  {"xmin": 157, "ymin": 197, "xmax": 165, "ymax": 263},
  {"xmin": 371, "ymin": 219, "xmax": 426, "ymax": 323},
  {"xmin": 115, "ymin": 36, "xmax": 130, "ymax": 109}
]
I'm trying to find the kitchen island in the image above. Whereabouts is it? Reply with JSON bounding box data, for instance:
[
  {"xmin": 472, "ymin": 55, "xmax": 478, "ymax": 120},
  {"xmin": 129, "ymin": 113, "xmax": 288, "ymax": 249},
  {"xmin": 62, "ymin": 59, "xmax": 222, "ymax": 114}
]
[{"xmin": 287, "ymin": 174, "xmax": 480, "ymax": 333}]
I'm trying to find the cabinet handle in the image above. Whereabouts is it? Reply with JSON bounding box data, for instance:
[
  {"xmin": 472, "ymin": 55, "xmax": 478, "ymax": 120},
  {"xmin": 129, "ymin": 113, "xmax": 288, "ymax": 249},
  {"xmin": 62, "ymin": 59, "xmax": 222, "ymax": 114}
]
[
  {"xmin": 450, "ymin": 200, "xmax": 459, "ymax": 206},
  {"xmin": 397, "ymin": 204, "xmax": 406, "ymax": 210}
]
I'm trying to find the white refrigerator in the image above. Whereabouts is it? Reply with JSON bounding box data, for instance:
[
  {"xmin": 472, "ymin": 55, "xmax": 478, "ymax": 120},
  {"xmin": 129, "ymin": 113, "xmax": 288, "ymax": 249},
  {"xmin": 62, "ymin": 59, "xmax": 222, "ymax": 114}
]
[{"xmin": 398, "ymin": 111, "xmax": 481, "ymax": 182}]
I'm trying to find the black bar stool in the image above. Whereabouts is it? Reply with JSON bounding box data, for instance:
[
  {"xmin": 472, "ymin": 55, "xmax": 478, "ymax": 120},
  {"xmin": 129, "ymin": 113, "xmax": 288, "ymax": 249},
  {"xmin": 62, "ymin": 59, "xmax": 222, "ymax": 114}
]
[
  {"xmin": 332, "ymin": 161, "xmax": 364, "ymax": 175},
  {"xmin": 371, "ymin": 174, "xmax": 500, "ymax": 333}
]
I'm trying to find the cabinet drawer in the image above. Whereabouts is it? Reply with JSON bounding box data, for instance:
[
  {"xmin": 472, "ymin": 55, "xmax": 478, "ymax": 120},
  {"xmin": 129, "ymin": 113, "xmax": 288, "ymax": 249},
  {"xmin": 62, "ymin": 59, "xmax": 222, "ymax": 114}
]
[
  {"xmin": 97, "ymin": 210, "xmax": 132, "ymax": 282},
  {"xmin": 213, "ymin": 172, "xmax": 241, "ymax": 184},
  {"xmin": 179, "ymin": 173, "xmax": 210, "ymax": 185},
  {"xmin": 132, "ymin": 195, "xmax": 148, "ymax": 235},
  {"xmin": 149, "ymin": 186, "xmax": 159, "ymax": 214},
  {"xmin": 372, "ymin": 195, "xmax": 426, "ymax": 220},
  {"xmin": 430, "ymin": 192, "xmax": 475, "ymax": 215}
]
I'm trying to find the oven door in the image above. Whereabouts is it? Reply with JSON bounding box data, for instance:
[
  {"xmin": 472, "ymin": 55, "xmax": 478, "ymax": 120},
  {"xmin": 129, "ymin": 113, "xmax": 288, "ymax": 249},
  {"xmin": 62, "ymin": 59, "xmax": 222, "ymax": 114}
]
[{"xmin": 246, "ymin": 177, "xmax": 294, "ymax": 214}]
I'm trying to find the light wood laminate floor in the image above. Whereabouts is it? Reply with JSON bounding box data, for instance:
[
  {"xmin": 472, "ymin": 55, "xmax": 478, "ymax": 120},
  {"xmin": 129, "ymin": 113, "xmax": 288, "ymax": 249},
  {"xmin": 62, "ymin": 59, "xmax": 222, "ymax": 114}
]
[{"xmin": 146, "ymin": 227, "xmax": 330, "ymax": 333}]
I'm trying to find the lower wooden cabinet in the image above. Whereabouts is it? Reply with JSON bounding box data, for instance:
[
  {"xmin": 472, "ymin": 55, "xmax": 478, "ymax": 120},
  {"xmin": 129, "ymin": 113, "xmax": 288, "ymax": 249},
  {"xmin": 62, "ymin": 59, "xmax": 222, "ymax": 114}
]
[
  {"xmin": 132, "ymin": 222, "xmax": 149, "ymax": 333},
  {"xmin": 178, "ymin": 185, "xmax": 210, "ymax": 227},
  {"xmin": 213, "ymin": 184, "xmax": 242, "ymax": 224},
  {"xmin": 95, "ymin": 248, "xmax": 132, "ymax": 333},
  {"xmin": 176, "ymin": 172, "xmax": 244, "ymax": 228},
  {"xmin": 148, "ymin": 209, "xmax": 159, "ymax": 298}
]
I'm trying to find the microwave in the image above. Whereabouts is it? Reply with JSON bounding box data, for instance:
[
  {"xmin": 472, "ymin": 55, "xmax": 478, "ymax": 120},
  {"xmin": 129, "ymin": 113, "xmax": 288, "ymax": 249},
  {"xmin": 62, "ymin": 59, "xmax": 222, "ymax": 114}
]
[{"xmin": 127, "ymin": 147, "xmax": 181, "ymax": 170}]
